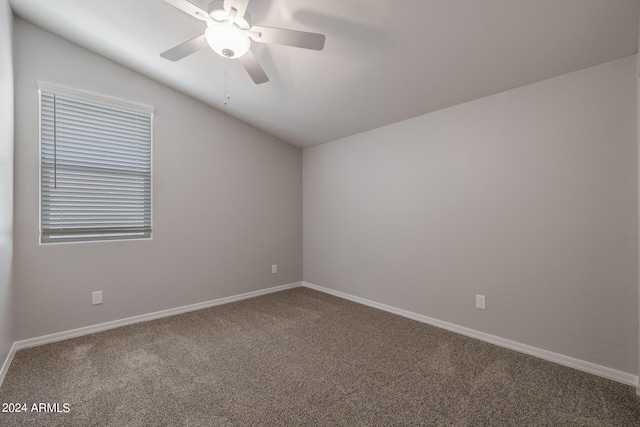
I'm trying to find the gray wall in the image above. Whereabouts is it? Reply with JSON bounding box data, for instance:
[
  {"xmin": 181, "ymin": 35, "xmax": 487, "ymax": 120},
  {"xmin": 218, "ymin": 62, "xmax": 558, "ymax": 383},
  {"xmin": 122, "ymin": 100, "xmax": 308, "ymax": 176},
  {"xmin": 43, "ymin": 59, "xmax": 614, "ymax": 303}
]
[
  {"xmin": 0, "ymin": 0, "xmax": 14, "ymax": 365},
  {"xmin": 13, "ymin": 18, "xmax": 302, "ymax": 340},
  {"xmin": 303, "ymin": 55, "xmax": 638, "ymax": 374},
  {"xmin": 637, "ymin": 22, "xmax": 640, "ymax": 382}
]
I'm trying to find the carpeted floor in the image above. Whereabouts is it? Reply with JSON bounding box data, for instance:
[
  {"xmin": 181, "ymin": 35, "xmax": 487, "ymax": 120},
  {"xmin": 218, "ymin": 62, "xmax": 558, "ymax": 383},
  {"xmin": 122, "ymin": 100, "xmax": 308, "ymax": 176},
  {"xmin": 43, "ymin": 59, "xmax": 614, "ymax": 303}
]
[{"xmin": 1, "ymin": 287, "xmax": 639, "ymax": 426}]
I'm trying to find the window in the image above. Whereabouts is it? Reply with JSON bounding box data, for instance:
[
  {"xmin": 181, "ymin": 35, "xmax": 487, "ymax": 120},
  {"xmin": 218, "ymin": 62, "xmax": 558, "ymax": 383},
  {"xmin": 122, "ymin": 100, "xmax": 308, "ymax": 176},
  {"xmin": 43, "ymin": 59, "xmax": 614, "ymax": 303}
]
[{"xmin": 39, "ymin": 83, "xmax": 153, "ymax": 243}]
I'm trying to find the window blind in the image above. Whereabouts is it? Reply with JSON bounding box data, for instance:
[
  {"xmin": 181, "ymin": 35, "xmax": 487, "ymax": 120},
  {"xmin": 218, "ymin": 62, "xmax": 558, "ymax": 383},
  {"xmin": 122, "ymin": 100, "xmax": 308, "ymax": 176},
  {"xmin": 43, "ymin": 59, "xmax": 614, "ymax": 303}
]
[{"xmin": 40, "ymin": 84, "xmax": 153, "ymax": 243}]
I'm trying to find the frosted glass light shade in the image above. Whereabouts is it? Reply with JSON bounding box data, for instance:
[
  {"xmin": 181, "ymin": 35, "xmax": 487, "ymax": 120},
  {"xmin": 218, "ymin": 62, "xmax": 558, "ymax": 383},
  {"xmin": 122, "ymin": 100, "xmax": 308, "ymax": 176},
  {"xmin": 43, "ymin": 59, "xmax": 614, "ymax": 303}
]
[{"xmin": 205, "ymin": 24, "xmax": 251, "ymax": 59}]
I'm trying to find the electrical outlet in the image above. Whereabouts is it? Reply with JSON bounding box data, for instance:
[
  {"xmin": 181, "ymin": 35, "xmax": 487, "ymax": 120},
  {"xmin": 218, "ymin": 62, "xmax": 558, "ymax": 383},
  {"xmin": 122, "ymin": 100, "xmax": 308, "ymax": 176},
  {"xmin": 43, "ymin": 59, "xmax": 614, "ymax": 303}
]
[
  {"xmin": 272, "ymin": 264, "xmax": 278, "ymax": 274},
  {"xmin": 92, "ymin": 291, "xmax": 103, "ymax": 305},
  {"xmin": 476, "ymin": 295, "xmax": 486, "ymax": 310}
]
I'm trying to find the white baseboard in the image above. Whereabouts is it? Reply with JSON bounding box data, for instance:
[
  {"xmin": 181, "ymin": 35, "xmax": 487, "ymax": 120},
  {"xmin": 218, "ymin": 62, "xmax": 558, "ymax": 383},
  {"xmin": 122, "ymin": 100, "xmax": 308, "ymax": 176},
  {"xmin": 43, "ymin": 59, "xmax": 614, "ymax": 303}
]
[
  {"xmin": 2, "ymin": 280, "xmax": 637, "ymax": 390},
  {"xmin": 0, "ymin": 342, "xmax": 17, "ymax": 387},
  {"xmin": 0, "ymin": 281, "xmax": 302, "ymax": 387},
  {"xmin": 302, "ymin": 282, "xmax": 639, "ymax": 387}
]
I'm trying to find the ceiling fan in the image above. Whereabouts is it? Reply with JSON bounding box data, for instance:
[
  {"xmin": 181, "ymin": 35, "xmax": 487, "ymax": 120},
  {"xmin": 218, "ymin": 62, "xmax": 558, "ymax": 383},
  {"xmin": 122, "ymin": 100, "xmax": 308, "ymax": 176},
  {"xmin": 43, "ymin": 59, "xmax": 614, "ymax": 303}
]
[{"xmin": 160, "ymin": 0, "xmax": 326, "ymax": 84}]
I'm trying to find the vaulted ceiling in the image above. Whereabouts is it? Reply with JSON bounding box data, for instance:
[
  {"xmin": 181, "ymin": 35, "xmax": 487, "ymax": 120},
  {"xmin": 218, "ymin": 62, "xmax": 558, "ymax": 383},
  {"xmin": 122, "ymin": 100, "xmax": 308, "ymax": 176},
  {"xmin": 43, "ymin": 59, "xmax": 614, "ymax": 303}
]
[{"xmin": 9, "ymin": 0, "xmax": 640, "ymax": 147}]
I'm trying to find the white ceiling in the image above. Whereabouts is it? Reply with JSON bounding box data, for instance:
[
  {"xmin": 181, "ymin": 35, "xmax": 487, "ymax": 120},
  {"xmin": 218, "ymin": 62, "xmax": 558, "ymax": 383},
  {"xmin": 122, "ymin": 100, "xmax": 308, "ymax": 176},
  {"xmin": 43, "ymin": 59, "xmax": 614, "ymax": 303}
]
[{"xmin": 9, "ymin": 0, "xmax": 640, "ymax": 148}]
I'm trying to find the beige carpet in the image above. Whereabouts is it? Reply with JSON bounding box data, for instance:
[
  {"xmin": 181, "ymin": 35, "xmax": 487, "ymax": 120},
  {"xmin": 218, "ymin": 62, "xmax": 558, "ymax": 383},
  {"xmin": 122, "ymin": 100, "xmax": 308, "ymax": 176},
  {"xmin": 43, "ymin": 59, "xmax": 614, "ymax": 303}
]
[{"xmin": 1, "ymin": 287, "xmax": 639, "ymax": 426}]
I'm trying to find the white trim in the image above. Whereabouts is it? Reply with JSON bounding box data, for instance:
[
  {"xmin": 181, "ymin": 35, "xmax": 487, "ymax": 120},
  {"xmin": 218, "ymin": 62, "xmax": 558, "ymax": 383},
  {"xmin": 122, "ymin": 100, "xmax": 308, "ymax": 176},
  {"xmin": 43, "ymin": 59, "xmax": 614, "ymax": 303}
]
[
  {"xmin": 302, "ymin": 282, "xmax": 639, "ymax": 387},
  {"xmin": 37, "ymin": 81, "xmax": 154, "ymax": 115},
  {"xmin": 0, "ymin": 342, "xmax": 17, "ymax": 387},
  {"xmin": 0, "ymin": 282, "xmax": 301, "ymax": 382}
]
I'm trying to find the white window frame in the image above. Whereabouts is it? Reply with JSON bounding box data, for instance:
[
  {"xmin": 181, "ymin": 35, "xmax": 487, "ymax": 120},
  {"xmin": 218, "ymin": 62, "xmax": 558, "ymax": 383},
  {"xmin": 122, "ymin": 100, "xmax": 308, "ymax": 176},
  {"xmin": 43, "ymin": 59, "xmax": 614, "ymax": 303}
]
[{"xmin": 38, "ymin": 82, "xmax": 154, "ymax": 244}]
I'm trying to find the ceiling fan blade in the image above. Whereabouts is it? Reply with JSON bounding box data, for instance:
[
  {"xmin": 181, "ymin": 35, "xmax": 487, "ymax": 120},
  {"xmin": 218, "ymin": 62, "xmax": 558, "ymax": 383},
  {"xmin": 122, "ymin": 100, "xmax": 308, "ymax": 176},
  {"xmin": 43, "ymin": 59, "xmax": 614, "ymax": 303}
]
[
  {"xmin": 223, "ymin": 0, "xmax": 249, "ymax": 20},
  {"xmin": 163, "ymin": 0, "xmax": 210, "ymax": 21},
  {"xmin": 238, "ymin": 49, "xmax": 269, "ymax": 84},
  {"xmin": 249, "ymin": 26, "xmax": 325, "ymax": 50},
  {"xmin": 160, "ymin": 35, "xmax": 209, "ymax": 61}
]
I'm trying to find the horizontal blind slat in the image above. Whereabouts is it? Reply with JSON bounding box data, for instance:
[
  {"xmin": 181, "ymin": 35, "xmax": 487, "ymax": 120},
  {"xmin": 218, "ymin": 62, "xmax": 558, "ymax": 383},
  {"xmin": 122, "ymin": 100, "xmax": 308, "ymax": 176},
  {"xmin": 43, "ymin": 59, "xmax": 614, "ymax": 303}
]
[
  {"xmin": 43, "ymin": 227, "xmax": 152, "ymax": 236},
  {"xmin": 41, "ymin": 138, "xmax": 151, "ymax": 155}
]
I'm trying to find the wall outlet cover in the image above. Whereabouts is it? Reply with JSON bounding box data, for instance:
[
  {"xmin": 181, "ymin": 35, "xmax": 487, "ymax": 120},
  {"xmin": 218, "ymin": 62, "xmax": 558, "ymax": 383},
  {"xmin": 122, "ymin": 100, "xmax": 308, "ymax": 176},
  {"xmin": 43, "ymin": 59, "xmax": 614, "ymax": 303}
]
[{"xmin": 92, "ymin": 290, "xmax": 103, "ymax": 305}]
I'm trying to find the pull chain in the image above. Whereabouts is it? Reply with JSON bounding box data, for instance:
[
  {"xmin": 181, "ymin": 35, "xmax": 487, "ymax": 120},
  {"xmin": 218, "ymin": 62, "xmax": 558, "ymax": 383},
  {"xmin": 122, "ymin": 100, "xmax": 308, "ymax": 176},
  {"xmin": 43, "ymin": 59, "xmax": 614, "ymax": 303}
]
[{"xmin": 224, "ymin": 60, "xmax": 230, "ymax": 106}]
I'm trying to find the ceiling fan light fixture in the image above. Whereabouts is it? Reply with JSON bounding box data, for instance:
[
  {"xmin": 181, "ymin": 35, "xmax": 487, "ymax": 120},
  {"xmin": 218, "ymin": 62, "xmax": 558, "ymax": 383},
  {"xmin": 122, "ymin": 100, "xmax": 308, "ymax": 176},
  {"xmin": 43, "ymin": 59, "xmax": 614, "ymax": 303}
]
[{"xmin": 205, "ymin": 23, "xmax": 250, "ymax": 58}]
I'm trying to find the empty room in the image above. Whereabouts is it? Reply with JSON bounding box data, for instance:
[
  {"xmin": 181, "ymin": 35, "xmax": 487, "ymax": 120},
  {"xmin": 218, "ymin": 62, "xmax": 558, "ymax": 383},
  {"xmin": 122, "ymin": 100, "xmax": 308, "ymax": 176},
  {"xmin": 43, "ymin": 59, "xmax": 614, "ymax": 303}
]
[{"xmin": 1, "ymin": 0, "xmax": 640, "ymax": 425}]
